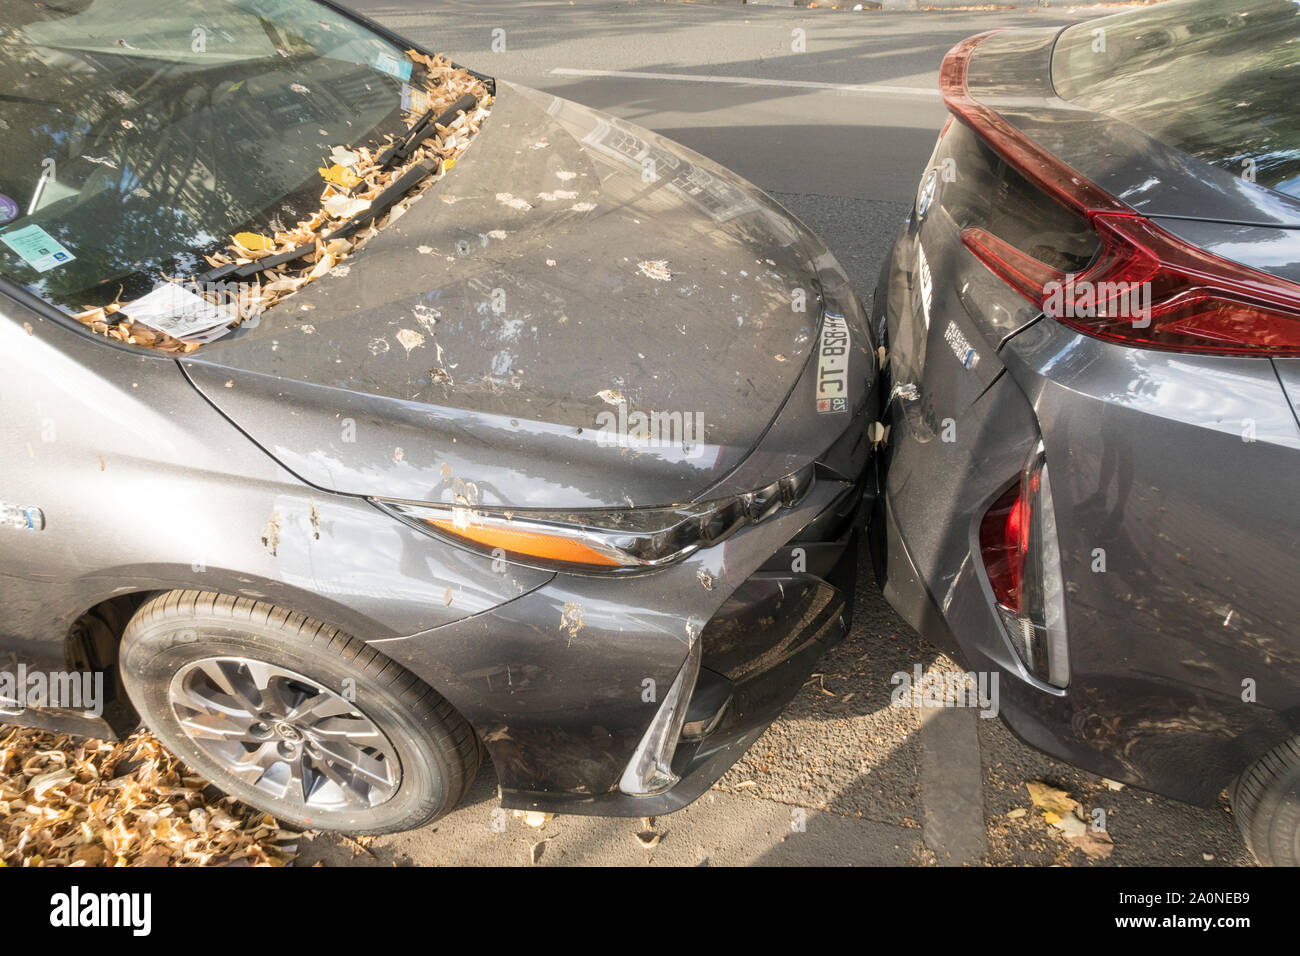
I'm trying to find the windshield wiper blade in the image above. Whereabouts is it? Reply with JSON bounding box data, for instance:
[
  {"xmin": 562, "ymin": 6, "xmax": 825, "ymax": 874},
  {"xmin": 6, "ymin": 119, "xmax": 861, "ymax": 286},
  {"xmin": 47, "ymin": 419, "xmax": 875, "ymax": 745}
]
[
  {"xmin": 199, "ymin": 156, "xmax": 441, "ymax": 283},
  {"xmin": 376, "ymin": 93, "xmax": 477, "ymax": 170},
  {"xmin": 375, "ymin": 107, "xmax": 434, "ymax": 168},
  {"xmin": 200, "ymin": 94, "xmax": 477, "ymax": 285}
]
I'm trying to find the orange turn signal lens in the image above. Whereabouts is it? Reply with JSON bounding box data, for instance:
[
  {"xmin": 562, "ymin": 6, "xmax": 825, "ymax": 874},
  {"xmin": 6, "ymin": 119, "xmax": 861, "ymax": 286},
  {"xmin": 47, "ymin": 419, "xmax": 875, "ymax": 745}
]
[
  {"xmin": 375, "ymin": 462, "xmax": 815, "ymax": 573},
  {"xmin": 422, "ymin": 516, "xmax": 623, "ymax": 568}
]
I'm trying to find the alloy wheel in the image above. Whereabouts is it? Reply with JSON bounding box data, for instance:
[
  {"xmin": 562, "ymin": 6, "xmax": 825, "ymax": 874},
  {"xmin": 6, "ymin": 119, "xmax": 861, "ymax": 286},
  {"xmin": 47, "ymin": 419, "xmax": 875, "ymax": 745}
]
[{"xmin": 168, "ymin": 656, "xmax": 401, "ymax": 814}]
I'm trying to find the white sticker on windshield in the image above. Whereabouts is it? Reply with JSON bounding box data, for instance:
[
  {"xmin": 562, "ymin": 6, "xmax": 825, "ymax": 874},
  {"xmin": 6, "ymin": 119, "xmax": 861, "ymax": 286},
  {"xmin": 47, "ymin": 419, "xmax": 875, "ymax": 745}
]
[
  {"xmin": 121, "ymin": 283, "xmax": 237, "ymax": 342},
  {"xmin": 1, "ymin": 224, "xmax": 75, "ymax": 273}
]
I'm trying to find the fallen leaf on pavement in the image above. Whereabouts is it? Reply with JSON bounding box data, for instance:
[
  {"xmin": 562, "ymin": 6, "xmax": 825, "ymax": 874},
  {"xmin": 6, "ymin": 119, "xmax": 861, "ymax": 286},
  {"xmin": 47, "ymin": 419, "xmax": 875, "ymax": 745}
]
[
  {"xmin": 1026, "ymin": 781, "xmax": 1078, "ymax": 817},
  {"xmin": 1068, "ymin": 828, "xmax": 1114, "ymax": 860},
  {"xmin": 529, "ymin": 838, "xmax": 550, "ymax": 864},
  {"xmin": 1052, "ymin": 814, "xmax": 1088, "ymax": 838},
  {"xmin": 1025, "ymin": 780, "xmax": 1116, "ymax": 859},
  {"xmin": 0, "ymin": 726, "xmax": 296, "ymax": 867}
]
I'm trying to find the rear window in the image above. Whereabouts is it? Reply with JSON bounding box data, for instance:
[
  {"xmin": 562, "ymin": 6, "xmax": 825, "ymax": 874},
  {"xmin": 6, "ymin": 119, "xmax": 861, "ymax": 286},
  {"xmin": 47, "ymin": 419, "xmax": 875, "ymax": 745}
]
[
  {"xmin": 1052, "ymin": 0, "xmax": 1300, "ymax": 198},
  {"xmin": 936, "ymin": 123, "xmax": 1099, "ymax": 275}
]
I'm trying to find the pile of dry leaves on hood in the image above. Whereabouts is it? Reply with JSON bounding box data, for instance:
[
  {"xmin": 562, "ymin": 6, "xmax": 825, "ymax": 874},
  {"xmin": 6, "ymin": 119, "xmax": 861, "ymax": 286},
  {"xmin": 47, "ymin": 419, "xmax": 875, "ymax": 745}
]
[
  {"xmin": 72, "ymin": 51, "xmax": 493, "ymax": 353},
  {"xmin": 0, "ymin": 726, "xmax": 296, "ymax": 867}
]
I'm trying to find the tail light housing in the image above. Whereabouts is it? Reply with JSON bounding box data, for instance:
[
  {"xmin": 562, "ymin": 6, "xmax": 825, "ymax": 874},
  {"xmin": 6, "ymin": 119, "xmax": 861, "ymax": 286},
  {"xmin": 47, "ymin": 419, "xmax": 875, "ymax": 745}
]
[
  {"xmin": 979, "ymin": 443, "xmax": 1069, "ymax": 687},
  {"xmin": 943, "ymin": 32, "xmax": 1300, "ymax": 357}
]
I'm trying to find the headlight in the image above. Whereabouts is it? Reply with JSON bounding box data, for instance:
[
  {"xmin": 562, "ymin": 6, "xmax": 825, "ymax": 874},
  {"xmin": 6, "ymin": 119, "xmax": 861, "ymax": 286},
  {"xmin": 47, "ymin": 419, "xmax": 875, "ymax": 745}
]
[{"xmin": 372, "ymin": 463, "xmax": 815, "ymax": 573}]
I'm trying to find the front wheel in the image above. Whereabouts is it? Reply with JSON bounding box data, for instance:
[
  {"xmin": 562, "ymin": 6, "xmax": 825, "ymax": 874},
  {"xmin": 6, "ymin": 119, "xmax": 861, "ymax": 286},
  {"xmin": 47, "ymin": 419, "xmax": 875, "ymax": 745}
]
[
  {"xmin": 1231, "ymin": 737, "xmax": 1300, "ymax": 866},
  {"xmin": 119, "ymin": 591, "xmax": 479, "ymax": 835}
]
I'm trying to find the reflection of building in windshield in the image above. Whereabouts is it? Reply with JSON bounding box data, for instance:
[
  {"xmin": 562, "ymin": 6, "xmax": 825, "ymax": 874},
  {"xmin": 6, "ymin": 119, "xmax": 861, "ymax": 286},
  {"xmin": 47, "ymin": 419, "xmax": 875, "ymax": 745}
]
[
  {"xmin": 18, "ymin": 0, "xmax": 395, "ymax": 68},
  {"xmin": 0, "ymin": 2, "xmax": 406, "ymax": 308},
  {"xmin": 579, "ymin": 117, "xmax": 764, "ymax": 225}
]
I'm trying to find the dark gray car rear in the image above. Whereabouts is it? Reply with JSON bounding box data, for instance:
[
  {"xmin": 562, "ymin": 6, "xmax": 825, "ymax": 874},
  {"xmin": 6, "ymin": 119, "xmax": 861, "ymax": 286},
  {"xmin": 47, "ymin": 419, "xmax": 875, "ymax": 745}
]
[{"xmin": 874, "ymin": 0, "xmax": 1300, "ymax": 828}]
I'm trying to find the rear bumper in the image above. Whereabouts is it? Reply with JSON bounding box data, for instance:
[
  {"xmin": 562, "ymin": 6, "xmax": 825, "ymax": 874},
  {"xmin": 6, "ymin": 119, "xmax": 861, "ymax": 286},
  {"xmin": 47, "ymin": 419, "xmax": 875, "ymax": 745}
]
[{"xmin": 872, "ymin": 244, "xmax": 1300, "ymax": 807}]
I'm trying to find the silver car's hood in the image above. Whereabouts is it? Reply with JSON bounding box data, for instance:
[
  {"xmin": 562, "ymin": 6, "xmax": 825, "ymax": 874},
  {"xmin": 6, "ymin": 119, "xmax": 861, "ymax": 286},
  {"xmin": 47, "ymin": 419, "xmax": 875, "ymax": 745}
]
[{"xmin": 183, "ymin": 82, "xmax": 836, "ymax": 509}]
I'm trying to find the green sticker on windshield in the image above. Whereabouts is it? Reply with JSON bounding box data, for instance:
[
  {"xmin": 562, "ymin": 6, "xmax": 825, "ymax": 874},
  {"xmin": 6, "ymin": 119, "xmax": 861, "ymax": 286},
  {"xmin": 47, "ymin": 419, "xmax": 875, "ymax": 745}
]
[{"xmin": 1, "ymin": 224, "xmax": 75, "ymax": 273}]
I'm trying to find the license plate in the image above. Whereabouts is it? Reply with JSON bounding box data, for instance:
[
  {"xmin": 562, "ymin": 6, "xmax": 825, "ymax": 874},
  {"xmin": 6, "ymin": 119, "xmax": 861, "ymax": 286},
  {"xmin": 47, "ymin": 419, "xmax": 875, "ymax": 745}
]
[{"xmin": 815, "ymin": 311, "xmax": 850, "ymax": 414}]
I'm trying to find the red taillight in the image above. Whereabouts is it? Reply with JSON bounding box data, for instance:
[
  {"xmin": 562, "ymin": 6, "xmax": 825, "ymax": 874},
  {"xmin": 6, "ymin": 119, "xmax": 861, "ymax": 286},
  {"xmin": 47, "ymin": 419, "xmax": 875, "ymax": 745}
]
[
  {"xmin": 978, "ymin": 446, "xmax": 1070, "ymax": 688},
  {"xmin": 979, "ymin": 482, "xmax": 1026, "ymax": 611},
  {"xmin": 942, "ymin": 32, "xmax": 1300, "ymax": 357},
  {"xmin": 960, "ymin": 227, "xmax": 1064, "ymax": 307}
]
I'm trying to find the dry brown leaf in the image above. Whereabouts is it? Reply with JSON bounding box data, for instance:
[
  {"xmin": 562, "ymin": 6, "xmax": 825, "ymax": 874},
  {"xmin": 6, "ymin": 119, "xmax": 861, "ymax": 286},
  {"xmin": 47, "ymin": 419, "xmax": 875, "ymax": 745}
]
[
  {"xmin": 0, "ymin": 726, "xmax": 296, "ymax": 868},
  {"xmin": 1025, "ymin": 781, "xmax": 1078, "ymax": 818},
  {"xmin": 529, "ymin": 838, "xmax": 550, "ymax": 864},
  {"xmin": 1068, "ymin": 828, "xmax": 1115, "ymax": 860},
  {"xmin": 232, "ymin": 232, "xmax": 275, "ymax": 252}
]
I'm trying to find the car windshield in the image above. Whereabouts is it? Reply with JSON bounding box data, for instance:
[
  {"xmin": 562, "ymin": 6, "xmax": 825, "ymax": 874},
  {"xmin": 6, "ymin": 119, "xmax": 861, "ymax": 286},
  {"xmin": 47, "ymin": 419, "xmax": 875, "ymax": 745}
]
[
  {"xmin": 0, "ymin": 0, "xmax": 415, "ymax": 313},
  {"xmin": 1052, "ymin": 0, "xmax": 1300, "ymax": 199}
]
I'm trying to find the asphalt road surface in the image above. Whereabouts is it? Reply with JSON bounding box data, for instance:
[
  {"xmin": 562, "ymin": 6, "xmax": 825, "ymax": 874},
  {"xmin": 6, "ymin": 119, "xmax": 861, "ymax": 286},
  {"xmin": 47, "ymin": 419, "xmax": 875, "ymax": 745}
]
[{"xmin": 301, "ymin": 0, "xmax": 1253, "ymax": 867}]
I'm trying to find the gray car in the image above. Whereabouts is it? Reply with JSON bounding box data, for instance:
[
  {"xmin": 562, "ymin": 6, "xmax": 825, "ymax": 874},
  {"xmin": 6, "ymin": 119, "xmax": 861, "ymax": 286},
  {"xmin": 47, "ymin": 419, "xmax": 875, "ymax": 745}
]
[
  {"xmin": 874, "ymin": 0, "xmax": 1300, "ymax": 865},
  {"xmin": 0, "ymin": 0, "xmax": 875, "ymax": 834}
]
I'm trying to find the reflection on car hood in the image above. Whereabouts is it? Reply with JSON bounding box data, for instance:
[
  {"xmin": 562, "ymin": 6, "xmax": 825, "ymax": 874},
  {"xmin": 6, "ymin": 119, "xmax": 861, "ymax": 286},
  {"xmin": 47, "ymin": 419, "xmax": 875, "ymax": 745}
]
[{"xmin": 182, "ymin": 81, "xmax": 833, "ymax": 509}]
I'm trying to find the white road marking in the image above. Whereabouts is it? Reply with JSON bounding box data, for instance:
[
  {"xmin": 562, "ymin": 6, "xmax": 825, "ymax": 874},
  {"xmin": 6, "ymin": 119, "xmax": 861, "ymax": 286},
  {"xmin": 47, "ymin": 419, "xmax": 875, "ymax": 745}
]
[{"xmin": 550, "ymin": 67, "xmax": 940, "ymax": 97}]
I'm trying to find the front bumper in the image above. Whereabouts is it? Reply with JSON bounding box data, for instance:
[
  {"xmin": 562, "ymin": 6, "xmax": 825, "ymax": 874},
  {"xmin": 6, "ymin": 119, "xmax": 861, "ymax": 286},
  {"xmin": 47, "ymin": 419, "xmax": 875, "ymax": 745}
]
[
  {"xmin": 358, "ymin": 239, "xmax": 877, "ymax": 815},
  {"xmin": 367, "ymin": 456, "xmax": 870, "ymax": 816},
  {"xmin": 506, "ymin": 486, "xmax": 862, "ymax": 816}
]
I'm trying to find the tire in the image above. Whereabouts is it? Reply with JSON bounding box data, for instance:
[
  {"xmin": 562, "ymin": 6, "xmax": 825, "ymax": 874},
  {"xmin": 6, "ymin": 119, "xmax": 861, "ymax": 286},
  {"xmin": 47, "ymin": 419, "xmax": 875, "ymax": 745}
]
[
  {"xmin": 119, "ymin": 590, "xmax": 479, "ymax": 835},
  {"xmin": 1231, "ymin": 736, "xmax": 1300, "ymax": 866}
]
